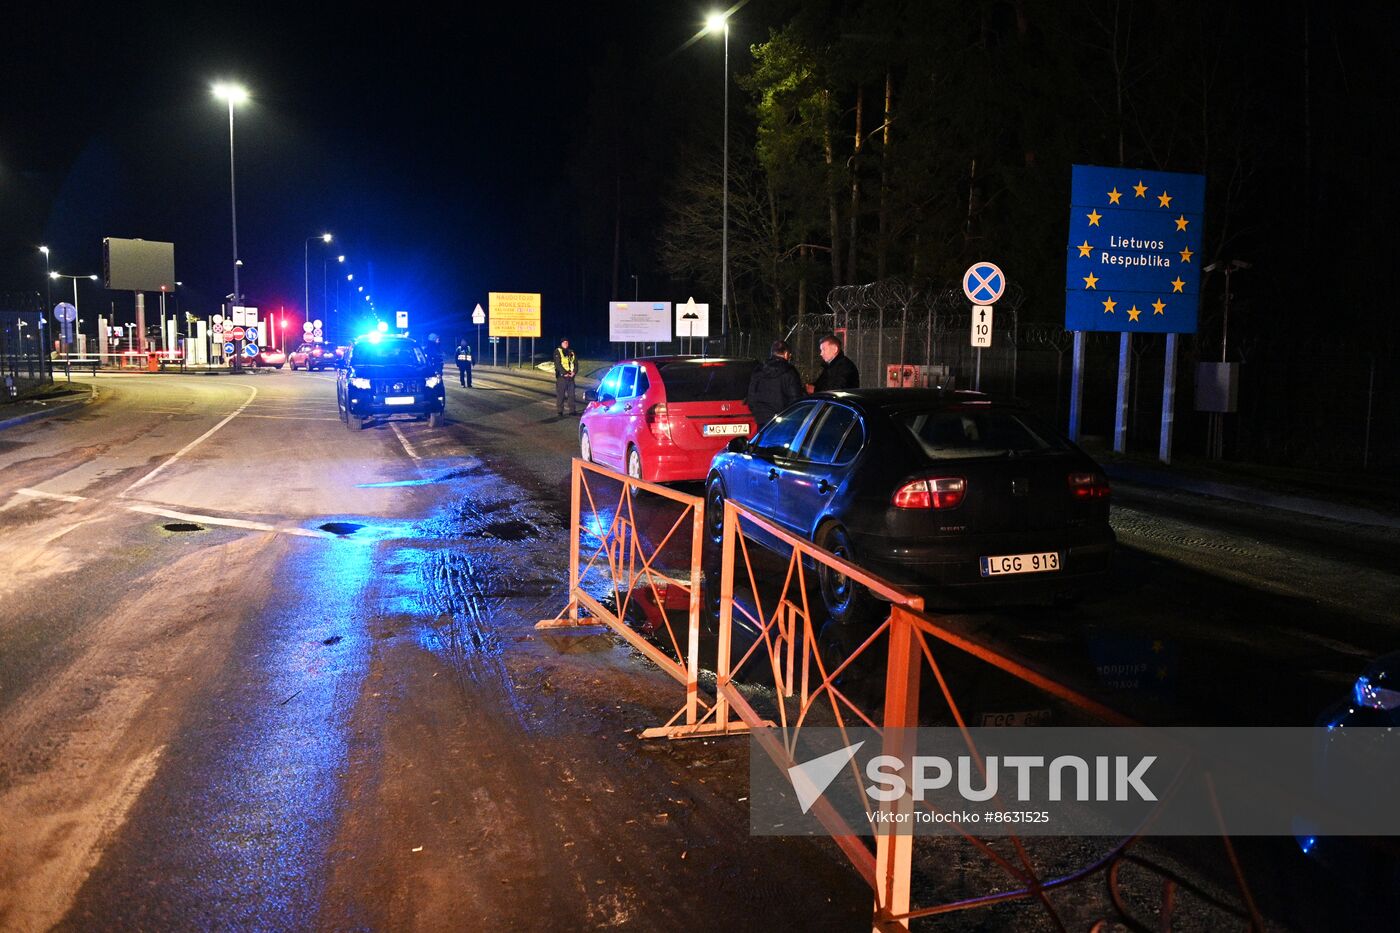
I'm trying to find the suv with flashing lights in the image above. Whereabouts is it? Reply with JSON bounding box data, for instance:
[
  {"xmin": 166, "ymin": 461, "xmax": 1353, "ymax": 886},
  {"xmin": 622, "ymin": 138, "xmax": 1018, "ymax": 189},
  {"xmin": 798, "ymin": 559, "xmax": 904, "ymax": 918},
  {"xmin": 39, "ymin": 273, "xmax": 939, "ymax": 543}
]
[{"xmin": 336, "ymin": 335, "xmax": 446, "ymax": 430}]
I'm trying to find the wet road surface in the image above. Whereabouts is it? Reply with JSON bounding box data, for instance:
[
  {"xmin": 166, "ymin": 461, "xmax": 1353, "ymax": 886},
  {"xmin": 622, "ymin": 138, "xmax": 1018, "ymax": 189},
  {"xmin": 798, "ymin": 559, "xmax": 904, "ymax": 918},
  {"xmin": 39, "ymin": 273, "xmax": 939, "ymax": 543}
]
[
  {"xmin": 0, "ymin": 370, "xmax": 867, "ymax": 931},
  {"xmin": 1, "ymin": 366, "xmax": 1397, "ymax": 930}
]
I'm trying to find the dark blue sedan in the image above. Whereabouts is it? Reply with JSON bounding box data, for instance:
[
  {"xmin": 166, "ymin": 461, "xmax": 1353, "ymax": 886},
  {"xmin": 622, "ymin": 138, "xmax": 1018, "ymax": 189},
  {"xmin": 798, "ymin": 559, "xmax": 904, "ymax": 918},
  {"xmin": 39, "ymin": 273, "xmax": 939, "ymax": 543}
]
[{"xmin": 705, "ymin": 389, "xmax": 1115, "ymax": 620}]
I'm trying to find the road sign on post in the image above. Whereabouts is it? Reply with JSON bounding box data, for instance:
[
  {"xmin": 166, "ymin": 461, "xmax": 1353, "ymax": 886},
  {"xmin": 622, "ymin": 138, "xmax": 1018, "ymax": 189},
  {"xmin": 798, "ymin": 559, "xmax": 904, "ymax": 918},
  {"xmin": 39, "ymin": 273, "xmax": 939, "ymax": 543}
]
[
  {"xmin": 472, "ymin": 304, "xmax": 485, "ymax": 325},
  {"xmin": 963, "ymin": 262, "xmax": 1006, "ymax": 305},
  {"xmin": 971, "ymin": 305, "xmax": 994, "ymax": 347}
]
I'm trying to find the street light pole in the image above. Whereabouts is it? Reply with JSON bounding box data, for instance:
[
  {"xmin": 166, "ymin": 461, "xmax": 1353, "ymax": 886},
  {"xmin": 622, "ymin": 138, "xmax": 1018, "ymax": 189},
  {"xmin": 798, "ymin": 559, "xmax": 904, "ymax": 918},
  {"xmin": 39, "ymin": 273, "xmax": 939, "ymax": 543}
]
[
  {"xmin": 705, "ymin": 12, "xmax": 731, "ymax": 345},
  {"xmin": 305, "ymin": 233, "xmax": 332, "ymax": 325},
  {"xmin": 213, "ymin": 82, "xmax": 248, "ymax": 370},
  {"xmin": 39, "ymin": 246, "xmax": 52, "ymax": 312}
]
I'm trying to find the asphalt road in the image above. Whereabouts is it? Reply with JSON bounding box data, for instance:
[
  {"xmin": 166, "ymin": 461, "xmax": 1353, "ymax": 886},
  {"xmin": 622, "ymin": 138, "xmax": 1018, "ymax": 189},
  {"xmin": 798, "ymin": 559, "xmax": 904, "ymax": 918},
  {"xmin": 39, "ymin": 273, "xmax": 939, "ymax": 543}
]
[{"xmin": 1, "ymin": 366, "xmax": 1396, "ymax": 930}]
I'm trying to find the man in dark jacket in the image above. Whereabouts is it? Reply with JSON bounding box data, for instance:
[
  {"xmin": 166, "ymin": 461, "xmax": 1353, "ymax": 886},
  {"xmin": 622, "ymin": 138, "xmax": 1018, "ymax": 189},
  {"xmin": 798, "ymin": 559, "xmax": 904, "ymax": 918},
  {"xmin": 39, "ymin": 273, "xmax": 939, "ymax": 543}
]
[
  {"xmin": 810, "ymin": 334, "xmax": 859, "ymax": 393},
  {"xmin": 553, "ymin": 338, "xmax": 578, "ymax": 415},
  {"xmin": 746, "ymin": 340, "xmax": 803, "ymax": 427}
]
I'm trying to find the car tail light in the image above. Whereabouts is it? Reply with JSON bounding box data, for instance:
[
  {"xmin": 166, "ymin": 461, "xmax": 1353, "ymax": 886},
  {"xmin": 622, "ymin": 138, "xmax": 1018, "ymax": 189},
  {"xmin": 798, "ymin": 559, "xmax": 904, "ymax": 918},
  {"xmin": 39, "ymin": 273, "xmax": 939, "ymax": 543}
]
[
  {"xmin": 1068, "ymin": 472, "xmax": 1111, "ymax": 500},
  {"xmin": 645, "ymin": 403, "xmax": 670, "ymax": 438},
  {"xmin": 892, "ymin": 477, "xmax": 965, "ymax": 510}
]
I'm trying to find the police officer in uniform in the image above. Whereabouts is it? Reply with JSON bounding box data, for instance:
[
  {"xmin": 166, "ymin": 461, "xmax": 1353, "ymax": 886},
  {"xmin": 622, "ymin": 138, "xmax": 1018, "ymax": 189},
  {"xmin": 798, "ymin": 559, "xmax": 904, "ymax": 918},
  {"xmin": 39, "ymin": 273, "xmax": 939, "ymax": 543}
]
[
  {"xmin": 456, "ymin": 339, "xmax": 473, "ymax": 387},
  {"xmin": 554, "ymin": 338, "xmax": 578, "ymax": 415}
]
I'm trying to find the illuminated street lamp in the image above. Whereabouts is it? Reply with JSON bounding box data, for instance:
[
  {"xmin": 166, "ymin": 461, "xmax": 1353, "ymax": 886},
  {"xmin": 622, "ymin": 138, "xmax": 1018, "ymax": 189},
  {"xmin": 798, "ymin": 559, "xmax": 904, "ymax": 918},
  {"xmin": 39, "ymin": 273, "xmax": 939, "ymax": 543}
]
[
  {"xmin": 39, "ymin": 246, "xmax": 52, "ymax": 313},
  {"xmin": 325, "ymin": 253, "xmax": 346, "ymax": 339},
  {"xmin": 212, "ymin": 82, "xmax": 248, "ymax": 304},
  {"xmin": 49, "ymin": 271, "xmax": 98, "ymax": 311},
  {"xmin": 705, "ymin": 10, "xmax": 730, "ymax": 340},
  {"xmin": 304, "ymin": 232, "xmax": 332, "ymax": 323}
]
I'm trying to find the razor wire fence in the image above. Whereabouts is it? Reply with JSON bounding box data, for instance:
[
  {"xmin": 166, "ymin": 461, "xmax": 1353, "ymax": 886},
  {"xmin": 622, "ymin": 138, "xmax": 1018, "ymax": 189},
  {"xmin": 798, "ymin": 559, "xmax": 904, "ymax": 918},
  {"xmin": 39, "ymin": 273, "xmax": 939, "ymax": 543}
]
[{"xmin": 1, "ymin": 291, "xmax": 53, "ymax": 395}]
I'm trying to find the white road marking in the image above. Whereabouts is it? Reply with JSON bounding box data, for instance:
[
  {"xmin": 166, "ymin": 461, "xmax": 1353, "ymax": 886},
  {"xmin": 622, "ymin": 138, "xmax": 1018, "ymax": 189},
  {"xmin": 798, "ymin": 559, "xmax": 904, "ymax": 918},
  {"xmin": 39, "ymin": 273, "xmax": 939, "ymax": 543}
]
[
  {"xmin": 121, "ymin": 383, "xmax": 260, "ymax": 495},
  {"xmin": 391, "ymin": 423, "xmax": 422, "ymax": 461},
  {"xmin": 13, "ymin": 490, "xmax": 337, "ymax": 541},
  {"xmin": 15, "ymin": 488, "xmax": 88, "ymax": 503},
  {"xmin": 239, "ymin": 414, "xmax": 341, "ymax": 421},
  {"xmin": 124, "ymin": 503, "xmax": 335, "ymax": 539}
]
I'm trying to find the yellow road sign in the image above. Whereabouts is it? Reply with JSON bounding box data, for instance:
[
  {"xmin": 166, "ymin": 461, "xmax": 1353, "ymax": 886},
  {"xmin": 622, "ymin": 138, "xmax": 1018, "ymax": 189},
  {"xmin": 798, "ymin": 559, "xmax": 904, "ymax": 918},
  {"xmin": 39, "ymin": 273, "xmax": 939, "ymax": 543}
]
[{"xmin": 488, "ymin": 292, "xmax": 541, "ymax": 338}]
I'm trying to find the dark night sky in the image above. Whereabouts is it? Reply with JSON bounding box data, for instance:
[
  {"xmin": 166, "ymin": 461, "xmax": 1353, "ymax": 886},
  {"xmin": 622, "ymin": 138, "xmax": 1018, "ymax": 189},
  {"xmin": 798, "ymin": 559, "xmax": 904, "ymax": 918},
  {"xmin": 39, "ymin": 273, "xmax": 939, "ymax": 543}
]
[{"xmin": 1, "ymin": 2, "xmax": 711, "ymax": 339}]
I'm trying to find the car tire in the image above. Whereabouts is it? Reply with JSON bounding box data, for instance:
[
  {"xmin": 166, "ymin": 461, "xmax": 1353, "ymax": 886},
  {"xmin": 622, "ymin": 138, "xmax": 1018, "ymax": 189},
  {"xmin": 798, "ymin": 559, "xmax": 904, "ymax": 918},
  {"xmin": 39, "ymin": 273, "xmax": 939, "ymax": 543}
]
[
  {"xmin": 428, "ymin": 411, "xmax": 444, "ymax": 428},
  {"xmin": 626, "ymin": 444, "xmax": 643, "ymax": 493},
  {"xmin": 579, "ymin": 428, "xmax": 593, "ymax": 463},
  {"xmin": 275, "ymin": 363, "xmax": 284, "ymax": 369},
  {"xmin": 347, "ymin": 413, "xmax": 365, "ymax": 431},
  {"xmin": 705, "ymin": 475, "xmax": 727, "ymax": 544},
  {"xmin": 817, "ymin": 523, "xmax": 878, "ymax": 625}
]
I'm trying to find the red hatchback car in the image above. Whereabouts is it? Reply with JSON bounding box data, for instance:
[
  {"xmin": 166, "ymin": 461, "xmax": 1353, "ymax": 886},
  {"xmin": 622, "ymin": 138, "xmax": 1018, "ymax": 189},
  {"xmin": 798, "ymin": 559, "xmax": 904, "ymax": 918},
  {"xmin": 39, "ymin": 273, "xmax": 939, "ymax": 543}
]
[{"xmin": 580, "ymin": 357, "xmax": 759, "ymax": 484}]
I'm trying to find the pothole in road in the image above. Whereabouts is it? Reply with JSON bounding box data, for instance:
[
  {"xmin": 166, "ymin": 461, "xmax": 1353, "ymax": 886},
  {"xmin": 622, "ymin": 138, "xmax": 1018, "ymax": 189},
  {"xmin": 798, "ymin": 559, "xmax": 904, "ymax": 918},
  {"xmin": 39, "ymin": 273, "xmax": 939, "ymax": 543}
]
[
  {"xmin": 468, "ymin": 519, "xmax": 536, "ymax": 541},
  {"xmin": 319, "ymin": 522, "xmax": 364, "ymax": 536},
  {"xmin": 162, "ymin": 522, "xmax": 205, "ymax": 533}
]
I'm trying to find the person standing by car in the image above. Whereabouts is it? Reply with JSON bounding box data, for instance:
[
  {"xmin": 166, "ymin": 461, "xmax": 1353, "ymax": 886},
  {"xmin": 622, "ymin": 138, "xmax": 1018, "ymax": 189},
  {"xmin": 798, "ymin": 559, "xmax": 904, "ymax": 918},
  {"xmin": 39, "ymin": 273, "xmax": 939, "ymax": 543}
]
[
  {"xmin": 426, "ymin": 332, "xmax": 444, "ymax": 376},
  {"xmin": 554, "ymin": 337, "xmax": 578, "ymax": 416},
  {"xmin": 745, "ymin": 339, "xmax": 803, "ymax": 427},
  {"xmin": 808, "ymin": 333, "xmax": 859, "ymax": 393},
  {"xmin": 455, "ymin": 339, "xmax": 473, "ymax": 387}
]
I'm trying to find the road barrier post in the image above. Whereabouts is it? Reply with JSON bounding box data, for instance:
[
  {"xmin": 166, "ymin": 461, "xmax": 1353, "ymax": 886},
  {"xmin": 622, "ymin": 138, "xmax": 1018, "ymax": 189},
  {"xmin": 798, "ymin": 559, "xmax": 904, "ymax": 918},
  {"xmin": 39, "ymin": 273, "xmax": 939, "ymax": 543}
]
[{"xmin": 539, "ymin": 458, "xmax": 743, "ymax": 739}]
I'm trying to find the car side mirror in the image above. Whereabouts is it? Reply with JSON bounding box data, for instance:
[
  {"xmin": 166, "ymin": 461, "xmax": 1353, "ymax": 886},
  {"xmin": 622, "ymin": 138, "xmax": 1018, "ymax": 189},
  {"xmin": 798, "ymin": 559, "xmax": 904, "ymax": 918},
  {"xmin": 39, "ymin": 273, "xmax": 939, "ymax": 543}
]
[
  {"xmin": 584, "ymin": 389, "xmax": 598, "ymax": 402},
  {"xmin": 599, "ymin": 394, "xmax": 616, "ymax": 407},
  {"xmin": 726, "ymin": 437, "xmax": 750, "ymax": 454}
]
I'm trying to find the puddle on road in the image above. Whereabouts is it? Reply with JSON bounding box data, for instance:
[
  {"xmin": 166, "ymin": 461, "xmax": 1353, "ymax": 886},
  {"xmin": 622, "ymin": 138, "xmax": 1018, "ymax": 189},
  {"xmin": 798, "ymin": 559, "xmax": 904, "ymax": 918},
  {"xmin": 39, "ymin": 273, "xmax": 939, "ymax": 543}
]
[
  {"xmin": 162, "ymin": 522, "xmax": 205, "ymax": 533},
  {"xmin": 468, "ymin": 519, "xmax": 535, "ymax": 541},
  {"xmin": 318, "ymin": 522, "xmax": 364, "ymax": 536}
]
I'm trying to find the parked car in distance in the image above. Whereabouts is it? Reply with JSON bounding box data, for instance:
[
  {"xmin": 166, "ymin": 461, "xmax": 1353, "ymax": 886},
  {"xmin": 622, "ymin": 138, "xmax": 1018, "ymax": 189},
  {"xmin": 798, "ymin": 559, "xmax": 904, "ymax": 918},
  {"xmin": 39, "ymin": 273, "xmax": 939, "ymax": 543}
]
[
  {"xmin": 579, "ymin": 356, "xmax": 759, "ymax": 485},
  {"xmin": 288, "ymin": 342, "xmax": 345, "ymax": 371},
  {"xmin": 706, "ymin": 388, "xmax": 1115, "ymax": 619},
  {"xmin": 336, "ymin": 334, "xmax": 445, "ymax": 430},
  {"xmin": 255, "ymin": 345, "xmax": 286, "ymax": 369}
]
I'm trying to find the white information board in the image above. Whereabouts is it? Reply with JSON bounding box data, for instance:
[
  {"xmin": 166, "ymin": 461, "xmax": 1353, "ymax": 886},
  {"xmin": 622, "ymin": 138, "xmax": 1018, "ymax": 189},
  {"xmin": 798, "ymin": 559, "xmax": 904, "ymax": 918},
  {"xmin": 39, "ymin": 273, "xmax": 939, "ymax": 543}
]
[{"xmin": 609, "ymin": 301, "xmax": 672, "ymax": 343}]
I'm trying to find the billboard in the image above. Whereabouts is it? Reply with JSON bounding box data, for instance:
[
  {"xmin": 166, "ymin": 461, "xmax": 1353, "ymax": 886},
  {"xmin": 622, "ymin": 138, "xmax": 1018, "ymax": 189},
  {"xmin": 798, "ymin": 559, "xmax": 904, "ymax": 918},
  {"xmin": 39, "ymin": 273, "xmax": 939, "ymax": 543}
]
[
  {"xmin": 488, "ymin": 292, "xmax": 541, "ymax": 337},
  {"xmin": 609, "ymin": 301, "xmax": 672, "ymax": 342},
  {"xmin": 103, "ymin": 238, "xmax": 176, "ymax": 292}
]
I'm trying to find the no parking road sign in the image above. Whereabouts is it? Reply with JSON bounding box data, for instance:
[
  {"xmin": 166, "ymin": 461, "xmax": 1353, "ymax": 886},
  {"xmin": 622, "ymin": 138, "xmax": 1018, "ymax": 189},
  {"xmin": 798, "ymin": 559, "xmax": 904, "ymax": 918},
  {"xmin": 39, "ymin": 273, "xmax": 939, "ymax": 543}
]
[{"xmin": 963, "ymin": 262, "xmax": 1006, "ymax": 305}]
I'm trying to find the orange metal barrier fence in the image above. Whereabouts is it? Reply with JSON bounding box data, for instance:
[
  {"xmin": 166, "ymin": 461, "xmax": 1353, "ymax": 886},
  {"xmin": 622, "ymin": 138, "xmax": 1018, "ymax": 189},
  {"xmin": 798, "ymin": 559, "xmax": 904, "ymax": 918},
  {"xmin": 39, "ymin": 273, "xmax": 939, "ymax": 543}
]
[
  {"xmin": 707, "ymin": 499, "xmax": 1263, "ymax": 933},
  {"xmin": 540, "ymin": 465, "xmax": 1263, "ymax": 930},
  {"xmin": 537, "ymin": 458, "xmax": 753, "ymax": 740}
]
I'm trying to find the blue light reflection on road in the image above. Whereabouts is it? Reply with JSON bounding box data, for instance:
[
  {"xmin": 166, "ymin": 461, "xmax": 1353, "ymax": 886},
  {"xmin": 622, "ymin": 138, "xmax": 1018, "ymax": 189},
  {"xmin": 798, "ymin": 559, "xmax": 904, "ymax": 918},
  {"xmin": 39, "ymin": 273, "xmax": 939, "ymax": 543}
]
[{"xmin": 65, "ymin": 536, "xmax": 374, "ymax": 928}]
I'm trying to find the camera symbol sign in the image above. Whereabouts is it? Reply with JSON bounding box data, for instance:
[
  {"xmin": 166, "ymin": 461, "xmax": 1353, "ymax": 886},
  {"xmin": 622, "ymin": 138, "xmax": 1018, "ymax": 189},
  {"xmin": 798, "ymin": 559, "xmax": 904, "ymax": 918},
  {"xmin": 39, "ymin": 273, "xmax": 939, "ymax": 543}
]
[{"xmin": 962, "ymin": 262, "xmax": 1006, "ymax": 304}]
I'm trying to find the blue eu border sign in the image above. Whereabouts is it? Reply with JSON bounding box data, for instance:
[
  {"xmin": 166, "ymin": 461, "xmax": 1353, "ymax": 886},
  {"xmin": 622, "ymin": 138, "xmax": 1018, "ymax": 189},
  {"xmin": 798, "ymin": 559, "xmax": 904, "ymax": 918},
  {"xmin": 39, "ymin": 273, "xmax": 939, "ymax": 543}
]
[{"xmin": 1065, "ymin": 165, "xmax": 1205, "ymax": 334}]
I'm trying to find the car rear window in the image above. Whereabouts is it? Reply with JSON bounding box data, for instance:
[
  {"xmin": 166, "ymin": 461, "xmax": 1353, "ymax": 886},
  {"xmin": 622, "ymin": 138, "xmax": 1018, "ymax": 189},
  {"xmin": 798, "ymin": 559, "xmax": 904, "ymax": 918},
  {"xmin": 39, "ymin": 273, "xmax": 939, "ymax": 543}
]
[
  {"xmin": 354, "ymin": 341, "xmax": 426, "ymax": 367},
  {"xmin": 656, "ymin": 360, "xmax": 757, "ymax": 403},
  {"xmin": 897, "ymin": 408, "xmax": 1070, "ymax": 460}
]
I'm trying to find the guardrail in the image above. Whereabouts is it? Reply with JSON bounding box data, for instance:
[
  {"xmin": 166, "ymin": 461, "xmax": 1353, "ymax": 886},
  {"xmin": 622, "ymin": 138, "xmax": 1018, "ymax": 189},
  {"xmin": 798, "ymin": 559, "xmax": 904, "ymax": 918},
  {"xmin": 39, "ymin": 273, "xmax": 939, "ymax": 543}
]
[
  {"xmin": 539, "ymin": 467, "xmax": 1266, "ymax": 930},
  {"xmin": 537, "ymin": 458, "xmax": 754, "ymax": 739},
  {"xmin": 706, "ymin": 498, "xmax": 1263, "ymax": 932}
]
